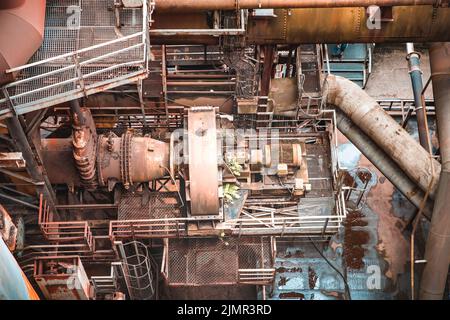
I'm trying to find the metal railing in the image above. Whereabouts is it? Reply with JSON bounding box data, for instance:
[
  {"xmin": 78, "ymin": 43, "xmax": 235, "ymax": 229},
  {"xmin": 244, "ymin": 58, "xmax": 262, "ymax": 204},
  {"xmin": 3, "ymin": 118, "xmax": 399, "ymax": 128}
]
[
  {"xmin": 0, "ymin": 0, "xmax": 153, "ymax": 119},
  {"xmin": 220, "ymin": 215, "xmax": 344, "ymax": 236},
  {"xmin": 238, "ymin": 269, "xmax": 276, "ymax": 285},
  {"xmin": 38, "ymin": 194, "xmax": 94, "ymax": 249},
  {"xmin": 109, "ymin": 218, "xmax": 190, "ymax": 240},
  {"xmin": 149, "ymin": 10, "xmax": 246, "ymax": 36}
]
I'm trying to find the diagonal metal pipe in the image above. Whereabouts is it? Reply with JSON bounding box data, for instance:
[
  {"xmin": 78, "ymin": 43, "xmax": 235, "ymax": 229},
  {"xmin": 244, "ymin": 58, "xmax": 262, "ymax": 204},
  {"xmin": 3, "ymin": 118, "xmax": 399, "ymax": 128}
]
[
  {"xmin": 420, "ymin": 42, "xmax": 450, "ymax": 300},
  {"xmin": 326, "ymin": 75, "xmax": 441, "ymax": 200},
  {"xmin": 335, "ymin": 109, "xmax": 434, "ymax": 218}
]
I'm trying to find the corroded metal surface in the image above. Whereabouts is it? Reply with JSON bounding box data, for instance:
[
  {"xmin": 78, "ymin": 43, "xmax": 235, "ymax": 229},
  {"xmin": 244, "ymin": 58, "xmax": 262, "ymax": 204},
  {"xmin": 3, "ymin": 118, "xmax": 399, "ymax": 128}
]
[
  {"xmin": 72, "ymin": 107, "xmax": 98, "ymax": 189},
  {"xmin": 420, "ymin": 42, "xmax": 450, "ymax": 300},
  {"xmin": 98, "ymin": 134, "xmax": 170, "ymax": 187},
  {"xmin": 34, "ymin": 256, "xmax": 91, "ymax": 300},
  {"xmin": 155, "ymin": 0, "xmax": 442, "ymax": 11},
  {"xmin": 187, "ymin": 107, "xmax": 220, "ymax": 216},
  {"xmin": 327, "ymin": 75, "xmax": 441, "ymax": 198},
  {"xmin": 151, "ymin": 6, "xmax": 450, "ymax": 44},
  {"xmin": 0, "ymin": 0, "xmax": 46, "ymax": 84}
]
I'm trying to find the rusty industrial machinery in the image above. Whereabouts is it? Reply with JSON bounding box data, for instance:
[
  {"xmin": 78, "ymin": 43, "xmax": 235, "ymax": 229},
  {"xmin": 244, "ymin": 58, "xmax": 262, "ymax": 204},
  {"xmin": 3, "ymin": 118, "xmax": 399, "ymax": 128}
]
[{"xmin": 0, "ymin": 0, "xmax": 449, "ymax": 303}]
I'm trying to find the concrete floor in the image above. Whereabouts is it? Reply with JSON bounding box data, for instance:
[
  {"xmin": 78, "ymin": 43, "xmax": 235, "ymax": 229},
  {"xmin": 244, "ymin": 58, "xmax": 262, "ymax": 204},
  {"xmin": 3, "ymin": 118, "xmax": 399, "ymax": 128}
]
[{"xmin": 365, "ymin": 44, "xmax": 434, "ymax": 100}]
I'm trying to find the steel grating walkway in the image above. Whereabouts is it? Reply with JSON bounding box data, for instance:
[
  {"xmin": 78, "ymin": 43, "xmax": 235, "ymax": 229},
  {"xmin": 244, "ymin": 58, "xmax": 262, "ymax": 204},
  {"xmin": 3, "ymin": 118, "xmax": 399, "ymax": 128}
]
[
  {"xmin": 0, "ymin": 0, "xmax": 153, "ymax": 119},
  {"xmin": 167, "ymin": 237, "xmax": 275, "ymax": 287}
]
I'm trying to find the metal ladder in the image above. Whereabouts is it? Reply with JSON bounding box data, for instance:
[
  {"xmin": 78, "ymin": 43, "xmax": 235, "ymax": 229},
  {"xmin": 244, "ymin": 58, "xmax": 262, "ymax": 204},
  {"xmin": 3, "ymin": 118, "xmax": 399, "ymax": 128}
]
[{"xmin": 295, "ymin": 44, "xmax": 327, "ymax": 119}]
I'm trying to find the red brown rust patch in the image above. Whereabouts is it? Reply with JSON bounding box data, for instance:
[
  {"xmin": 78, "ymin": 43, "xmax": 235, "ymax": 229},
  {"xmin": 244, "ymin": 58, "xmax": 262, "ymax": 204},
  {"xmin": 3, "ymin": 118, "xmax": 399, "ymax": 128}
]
[
  {"xmin": 278, "ymin": 276, "xmax": 289, "ymax": 286},
  {"xmin": 279, "ymin": 292, "xmax": 305, "ymax": 299},
  {"xmin": 308, "ymin": 266, "xmax": 318, "ymax": 289},
  {"xmin": 276, "ymin": 266, "xmax": 302, "ymax": 273},
  {"xmin": 343, "ymin": 210, "xmax": 370, "ymax": 270}
]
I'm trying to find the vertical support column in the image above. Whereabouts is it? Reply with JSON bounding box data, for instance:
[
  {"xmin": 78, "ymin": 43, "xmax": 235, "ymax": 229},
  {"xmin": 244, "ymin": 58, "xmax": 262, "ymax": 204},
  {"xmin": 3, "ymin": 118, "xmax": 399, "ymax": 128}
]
[
  {"xmin": 420, "ymin": 42, "xmax": 450, "ymax": 300},
  {"xmin": 406, "ymin": 43, "xmax": 431, "ymax": 151},
  {"xmin": 260, "ymin": 45, "xmax": 276, "ymax": 97}
]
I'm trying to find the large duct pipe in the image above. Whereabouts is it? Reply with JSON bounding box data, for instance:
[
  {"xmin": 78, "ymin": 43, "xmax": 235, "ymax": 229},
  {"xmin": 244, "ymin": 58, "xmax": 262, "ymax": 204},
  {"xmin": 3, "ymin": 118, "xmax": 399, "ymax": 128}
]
[
  {"xmin": 152, "ymin": 6, "xmax": 450, "ymax": 45},
  {"xmin": 336, "ymin": 109, "xmax": 434, "ymax": 218},
  {"xmin": 70, "ymin": 108, "xmax": 170, "ymax": 189},
  {"xmin": 420, "ymin": 42, "xmax": 450, "ymax": 300},
  {"xmin": 155, "ymin": 0, "xmax": 442, "ymax": 11},
  {"xmin": 0, "ymin": 0, "xmax": 46, "ymax": 85},
  {"xmin": 97, "ymin": 133, "xmax": 170, "ymax": 188},
  {"xmin": 72, "ymin": 106, "xmax": 98, "ymax": 189},
  {"xmin": 326, "ymin": 75, "xmax": 441, "ymax": 200}
]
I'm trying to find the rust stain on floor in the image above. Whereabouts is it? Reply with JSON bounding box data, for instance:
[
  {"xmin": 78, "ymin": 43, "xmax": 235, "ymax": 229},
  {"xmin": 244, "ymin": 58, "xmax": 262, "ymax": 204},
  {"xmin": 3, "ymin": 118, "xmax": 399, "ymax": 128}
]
[
  {"xmin": 279, "ymin": 292, "xmax": 306, "ymax": 300},
  {"xmin": 308, "ymin": 266, "xmax": 318, "ymax": 289},
  {"xmin": 355, "ymin": 137, "xmax": 409, "ymax": 283},
  {"xmin": 338, "ymin": 132, "xmax": 410, "ymax": 283},
  {"xmin": 343, "ymin": 210, "xmax": 370, "ymax": 270}
]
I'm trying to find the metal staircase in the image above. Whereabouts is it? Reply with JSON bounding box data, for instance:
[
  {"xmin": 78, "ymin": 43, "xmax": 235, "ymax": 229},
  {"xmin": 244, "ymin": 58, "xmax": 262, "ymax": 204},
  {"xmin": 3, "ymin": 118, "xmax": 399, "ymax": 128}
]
[
  {"xmin": 0, "ymin": 0, "xmax": 154, "ymax": 120},
  {"xmin": 324, "ymin": 44, "xmax": 373, "ymax": 88}
]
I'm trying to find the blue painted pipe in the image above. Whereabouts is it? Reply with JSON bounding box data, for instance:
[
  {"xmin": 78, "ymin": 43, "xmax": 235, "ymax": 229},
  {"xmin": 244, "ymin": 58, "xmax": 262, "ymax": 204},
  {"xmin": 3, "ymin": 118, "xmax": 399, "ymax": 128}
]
[
  {"xmin": 406, "ymin": 43, "xmax": 431, "ymax": 151},
  {"xmin": 0, "ymin": 238, "xmax": 35, "ymax": 300}
]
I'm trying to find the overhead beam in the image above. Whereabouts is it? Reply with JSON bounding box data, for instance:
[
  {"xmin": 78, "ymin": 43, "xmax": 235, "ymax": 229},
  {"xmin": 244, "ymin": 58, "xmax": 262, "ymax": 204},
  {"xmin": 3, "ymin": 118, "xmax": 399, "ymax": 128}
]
[{"xmin": 154, "ymin": 0, "xmax": 443, "ymax": 11}]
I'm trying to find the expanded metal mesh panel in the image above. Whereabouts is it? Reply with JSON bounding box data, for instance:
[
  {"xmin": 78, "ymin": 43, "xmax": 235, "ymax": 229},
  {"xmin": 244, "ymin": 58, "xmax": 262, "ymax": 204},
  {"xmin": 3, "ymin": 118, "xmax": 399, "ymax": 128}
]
[
  {"xmin": 0, "ymin": 0, "xmax": 150, "ymax": 118},
  {"xmin": 168, "ymin": 237, "xmax": 272, "ymax": 286},
  {"xmin": 238, "ymin": 239, "xmax": 273, "ymax": 269},
  {"xmin": 34, "ymin": 0, "xmax": 143, "ymax": 61},
  {"xmin": 118, "ymin": 192, "xmax": 182, "ymax": 220}
]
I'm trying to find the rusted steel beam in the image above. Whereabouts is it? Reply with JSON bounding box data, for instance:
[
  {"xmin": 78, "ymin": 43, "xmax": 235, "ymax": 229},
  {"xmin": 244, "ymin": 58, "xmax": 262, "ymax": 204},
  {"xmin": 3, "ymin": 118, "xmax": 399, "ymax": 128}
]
[
  {"xmin": 260, "ymin": 45, "xmax": 276, "ymax": 96},
  {"xmin": 187, "ymin": 107, "xmax": 220, "ymax": 216},
  {"xmin": 155, "ymin": 0, "xmax": 442, "ymax": 11},
  {"xmin": 420, "ymin": 42, "xmax": 450, "ymax": 301},
  {"xmin": 152, "ymin": 6, "xmax": 450, "ymax": 44},
  {"xmin": 166, "ymin": 81, "xmax": 236, "ymax": 86},
  {"xmin": 72, "ymin": 106, "xmax": 98, "ymax": 189},
  {"xmin": 55, "ymin": 204, "xmax": 118, "ymax": 210}
]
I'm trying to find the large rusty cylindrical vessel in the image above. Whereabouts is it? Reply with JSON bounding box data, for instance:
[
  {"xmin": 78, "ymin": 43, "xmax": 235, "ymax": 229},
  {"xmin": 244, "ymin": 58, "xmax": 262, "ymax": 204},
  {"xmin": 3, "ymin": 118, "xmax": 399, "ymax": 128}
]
[
  {"xmin": 97, "ymin": 132, "xmax": 170, "ymax": 188},
  {"xmin": 0, "ymin": 0, "xmax": 46, "ymax": 85}
]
